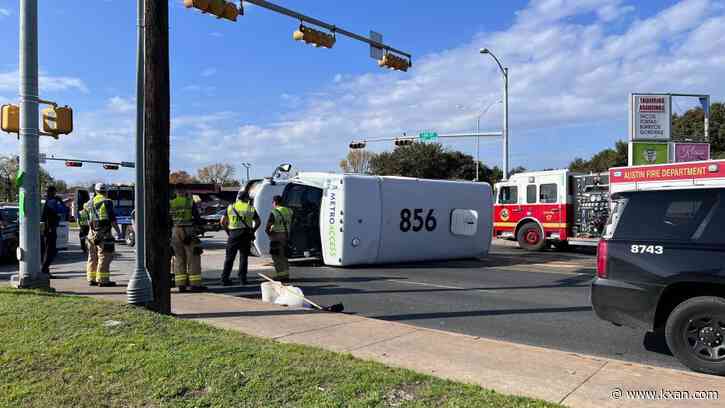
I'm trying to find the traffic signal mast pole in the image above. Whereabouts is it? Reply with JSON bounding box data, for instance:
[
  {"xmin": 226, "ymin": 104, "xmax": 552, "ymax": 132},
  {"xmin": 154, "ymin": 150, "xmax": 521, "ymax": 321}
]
[
  {"xmin": 353, "ymin": 131, "xmax": 503, "ymax": 145},
  {"xmin": 41, "ymin": 156, "xmax": 135, "ymax": 168},
  {"xmin": 12, "ymin": 0, "xmax": 47, "ymax": 289},
  {"xmin": 243, "ymin": 0, "xmax": 412, "ymax": 59}
]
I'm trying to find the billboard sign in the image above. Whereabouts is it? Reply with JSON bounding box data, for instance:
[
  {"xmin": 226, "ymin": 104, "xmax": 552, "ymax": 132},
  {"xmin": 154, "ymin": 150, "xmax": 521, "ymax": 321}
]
[
  {"xmin": 630, "ymin": 94, "xmax": 671, "ymax": 141},
  {"xmin": 631, "ymin": 142, "xmax": 669, "ymax": 166},
  {"xmin": 673, "ymin": 143, "xmax": 710, "ymax": 163}
]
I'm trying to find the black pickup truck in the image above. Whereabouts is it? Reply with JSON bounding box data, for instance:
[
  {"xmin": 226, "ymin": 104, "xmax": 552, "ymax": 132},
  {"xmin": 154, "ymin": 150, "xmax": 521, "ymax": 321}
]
[{"xmin": 591, "ymin": 187, "xmax": 725, "ymax": 375}]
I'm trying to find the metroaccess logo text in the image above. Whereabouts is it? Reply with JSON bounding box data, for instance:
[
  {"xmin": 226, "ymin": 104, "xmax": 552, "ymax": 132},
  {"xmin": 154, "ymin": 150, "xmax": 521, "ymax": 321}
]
[{"xmin": 327, "ymin": 192, "xmax": 337, "ymax": 257}]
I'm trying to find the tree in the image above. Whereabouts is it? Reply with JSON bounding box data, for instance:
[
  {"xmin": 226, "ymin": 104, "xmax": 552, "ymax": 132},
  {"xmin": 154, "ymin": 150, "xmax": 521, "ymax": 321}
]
[
  {"xmin": 339, "ymin": 150, "xmax": 376, "ymax": 174},
  {"xmin": 367, "ymin": 142, "xmax": 519, "ymax": 185},
  {"xmin": 169, "ymin": 170, "xmax": 195, "ymax": 184},
  {"xmin": 0, "ymin": 155, "xmax": 62, "ymax": 202},
  {"xmin": 196, "ymin": 163, "xmax": 237, "ymax": 185},
  {"xmin": 569, "ymin": 141, "xmax": 628, "ymax": 172},
  {"xmin": 672, "ymin": 102, "xmax": 724, "ymax": 157}
]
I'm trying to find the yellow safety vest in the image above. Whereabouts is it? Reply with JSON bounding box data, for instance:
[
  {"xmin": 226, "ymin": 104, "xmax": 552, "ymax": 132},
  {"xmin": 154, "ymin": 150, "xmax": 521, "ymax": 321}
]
[
  {"xmin": 88, "ymin": 195, "xmax": 112, "ymax": 230},
  {"xmin": 78, "ymin": 208, "xmax": 89, "ymax": 227},
  {"xmin": 227, "ymin": 200, "xmax": 255, "ymax": 230},
  {"xmin": 271, "ymin": 206, "xmax": 292, "ymax": 233},
  {"xmin": 170, "ymin": 196, "xmax": 193, "ymax": 226}
]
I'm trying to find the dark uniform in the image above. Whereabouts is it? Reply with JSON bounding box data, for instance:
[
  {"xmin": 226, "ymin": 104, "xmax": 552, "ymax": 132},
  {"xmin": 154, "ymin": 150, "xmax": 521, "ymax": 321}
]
[
  {"xmin": 221, "ymin": 193, "xmax": 260, "ymax": 285},
  {"xmin": 40, "ymin": 188, "xmax": 61, "ymax": 276}
]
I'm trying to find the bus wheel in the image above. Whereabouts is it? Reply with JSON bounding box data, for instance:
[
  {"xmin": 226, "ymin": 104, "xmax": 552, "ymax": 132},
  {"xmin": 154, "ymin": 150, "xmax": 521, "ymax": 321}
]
[{"xmin": 517, "ymin": 223, "xmax": 546, "ymax": 251}]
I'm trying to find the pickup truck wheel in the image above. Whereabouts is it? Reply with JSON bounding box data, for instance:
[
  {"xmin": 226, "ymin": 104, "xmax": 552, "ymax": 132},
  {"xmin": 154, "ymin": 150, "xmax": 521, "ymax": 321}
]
[
  {"xmin": 665, "ymin": 296, "xmax": 725, "ymax": 375},
  {"xmin": 517, "ymin": 223, "xmax": 546, "ymax": 251}
]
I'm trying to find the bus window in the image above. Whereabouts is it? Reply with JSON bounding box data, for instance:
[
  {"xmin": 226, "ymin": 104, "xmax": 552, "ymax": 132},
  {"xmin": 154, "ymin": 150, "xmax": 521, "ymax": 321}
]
[{"xmin": 499, "ymin": 186, "xmax": 518, "ymax": 204}]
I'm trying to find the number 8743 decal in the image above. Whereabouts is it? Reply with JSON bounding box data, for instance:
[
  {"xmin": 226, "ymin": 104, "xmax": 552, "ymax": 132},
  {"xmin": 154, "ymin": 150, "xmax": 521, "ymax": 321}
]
[{"xmin": 630, "ymin": 244, "xmax": 664, "ymax": 255}]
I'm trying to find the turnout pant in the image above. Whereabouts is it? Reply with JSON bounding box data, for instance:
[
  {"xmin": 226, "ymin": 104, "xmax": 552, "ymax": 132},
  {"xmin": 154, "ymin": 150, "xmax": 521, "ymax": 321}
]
[
  {"xmin": 171, "ymin": 225, "xmax": 202, "ymax": 288},
  {"xmin": 269, "ymin": 232, "xmax": 289, "ymax": 280},
  {"xmin": 41, "ymin": 230, "xmax": 57, "ymax": 275},
  {"xmin": 86, "ymin": 230, "xmax": 114, "ymax": 283},
  {"xmin": 79, "ymin": 225, "xmax": 90, "ymax": 253},
  {"xmin": 222, "ymin": 229, "xmax": 252, "ymax": 282}
]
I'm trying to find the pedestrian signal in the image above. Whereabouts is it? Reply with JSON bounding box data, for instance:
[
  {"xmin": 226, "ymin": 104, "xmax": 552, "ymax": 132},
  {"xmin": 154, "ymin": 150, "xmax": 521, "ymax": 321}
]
[
  {"xmin": 42, "ymin": 106, "xmax": 73, "ymax": 136},
  {"xmin": 378, "ymin": 53, "xmax": 410, "ymax": 72},
  {"xmin": 293, "ymin": 25, "xmax": 336, "ymax": 49},
  {"xmin": 1, "ymin": 104, "xmax": 20, "ymax": 133}
]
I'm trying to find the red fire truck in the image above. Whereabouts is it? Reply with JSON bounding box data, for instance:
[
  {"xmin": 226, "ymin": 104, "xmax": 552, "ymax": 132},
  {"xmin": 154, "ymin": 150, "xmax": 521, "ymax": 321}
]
[{"xmin": 493, "ymin": 169, "xmax": 610, "ymax": 250}]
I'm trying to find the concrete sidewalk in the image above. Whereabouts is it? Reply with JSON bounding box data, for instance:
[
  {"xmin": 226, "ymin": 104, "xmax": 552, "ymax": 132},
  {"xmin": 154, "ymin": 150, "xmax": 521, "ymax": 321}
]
[{"xmin": 49, "ymin": 270, "xmax": 723, "ymax": 408}]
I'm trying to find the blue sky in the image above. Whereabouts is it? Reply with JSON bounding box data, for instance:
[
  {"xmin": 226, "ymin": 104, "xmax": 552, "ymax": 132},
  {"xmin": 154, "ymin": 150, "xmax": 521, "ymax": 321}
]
[{"xmin": 1, "ymin": 0, "xmax": 724, "ymax": 184}]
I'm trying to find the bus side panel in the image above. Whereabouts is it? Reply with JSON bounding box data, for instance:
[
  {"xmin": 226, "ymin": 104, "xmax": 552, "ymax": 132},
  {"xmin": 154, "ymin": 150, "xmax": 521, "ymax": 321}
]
[
  {"xmin": 337, "ymin": 176, "xmax": 382, "ymax": 266},
  {"xmin": 377, "ymin": 179, "xmax": 491, "ymax": 264}
]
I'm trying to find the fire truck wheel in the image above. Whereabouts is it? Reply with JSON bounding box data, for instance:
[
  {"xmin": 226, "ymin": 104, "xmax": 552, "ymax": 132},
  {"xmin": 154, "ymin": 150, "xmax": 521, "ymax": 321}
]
[{"xmin": 517, "ymin": 223, "xmax": 546, "ymax": 251}]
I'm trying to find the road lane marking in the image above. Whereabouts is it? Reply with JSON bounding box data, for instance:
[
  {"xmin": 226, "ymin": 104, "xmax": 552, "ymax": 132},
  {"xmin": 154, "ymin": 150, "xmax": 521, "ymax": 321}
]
[{"xmin": 388, "ymin": 280, "xmax": 465, "ymax": 290}]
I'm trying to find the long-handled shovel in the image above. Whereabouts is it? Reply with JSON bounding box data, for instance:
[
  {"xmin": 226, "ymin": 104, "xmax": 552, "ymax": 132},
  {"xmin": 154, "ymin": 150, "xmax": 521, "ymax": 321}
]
[{"xmin": 258, "ymin": 273, "xmax": 344, "ymax": 313}]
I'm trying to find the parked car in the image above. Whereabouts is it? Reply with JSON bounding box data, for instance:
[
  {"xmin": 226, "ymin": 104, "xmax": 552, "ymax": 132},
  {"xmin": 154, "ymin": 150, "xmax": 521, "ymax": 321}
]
[
  {"xmin": 201, "ymin": 208, "xmax": 225, "ymax": 232},
  {"xmin": 592, "ymin": 161, "xmax": 725, "ymax": 375},
  {"xmin": 0, "ymin": 205, "xmax": 19, "ymax": 260}
]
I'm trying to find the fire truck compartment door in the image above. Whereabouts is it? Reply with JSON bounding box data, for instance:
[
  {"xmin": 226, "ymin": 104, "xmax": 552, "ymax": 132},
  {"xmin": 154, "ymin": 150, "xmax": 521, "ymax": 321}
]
[{"xmin": 451, "ymin": 209, "xmax": 478, "ymax": 236}]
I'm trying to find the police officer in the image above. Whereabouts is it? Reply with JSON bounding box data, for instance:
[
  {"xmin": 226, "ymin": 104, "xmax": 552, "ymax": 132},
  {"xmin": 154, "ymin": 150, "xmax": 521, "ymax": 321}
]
[
  {"xmin": 86, "ymin": 183, "xmax": 121, "ymax": 287},
  {"xmin": 220, "ymin": 190, "xmax": 260, "ymax": 286},
  {"xmin": 78, "ymin": 202, "xmax": 90, "ymax": 253},
  {"xmin": 40, "ymin": 185, "xmax": 61, "ymax": 277},
  {"xmin": 169, "ymin": 190, "xmax": 207, "ymax": 292},
  {"xmin": 265, "ymin": 195, "xmax": 293, "ymax": 282}
]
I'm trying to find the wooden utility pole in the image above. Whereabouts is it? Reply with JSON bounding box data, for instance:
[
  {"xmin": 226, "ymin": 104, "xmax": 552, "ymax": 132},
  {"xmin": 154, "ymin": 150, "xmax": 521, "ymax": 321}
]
[{"xmin": 144, "ymin": 0, "xmax": 171, "ymax": 314}]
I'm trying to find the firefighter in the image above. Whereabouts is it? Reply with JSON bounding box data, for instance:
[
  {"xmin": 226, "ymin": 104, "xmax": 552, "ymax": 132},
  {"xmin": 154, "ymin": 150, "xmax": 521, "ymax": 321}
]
[
  {"xmin": 86, "ymin": 183, "xmax": 121, "ymax": 286},
  {"xmin": 265, "ymin": 195, "xmax": 293, "ymax": 282},
  {"xmin": 220, "ymin": 190, "xmax": 260, "ymax": 286},
  {"xmin": 78, "ymin": 203, "xmax": 90, "ymax": 253},
  {"xmin": 169, "ymin": 189, "xmax": 207, "ymax": 292}
]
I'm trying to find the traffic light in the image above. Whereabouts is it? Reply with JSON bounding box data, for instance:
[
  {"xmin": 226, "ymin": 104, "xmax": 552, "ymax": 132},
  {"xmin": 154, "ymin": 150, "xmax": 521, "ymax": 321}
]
[
  {"xmin": 42, "ymin": 105, "xmax": 73, "ymax": 136},
  {"xmin": 349, "ymin": 141, "xmax": 366, "ymax": 149},
  {"xmin": 1, "ymin": 104, "xmax": 20, "ymax": 133},
  {"xmin": 293, "ymin": 25, "xmax": 336, "ymax": 49},
  {"xmin": 394, "ymin": 138, "xmax": 414, "ymax": 147},
  {"xmin": 103, "ymin": 164, "xmax": 119, "ymax": 170},
  {"xmin": 378, "ymin": 53, "xmax": 410, "ymax": 72},
  {"xmin": 65, "ymin": 161, "xmax": 83, "ymax": 168},
  {"xmin": 184, "ymin": 0, "xmax": 239, "ymax": 22}
]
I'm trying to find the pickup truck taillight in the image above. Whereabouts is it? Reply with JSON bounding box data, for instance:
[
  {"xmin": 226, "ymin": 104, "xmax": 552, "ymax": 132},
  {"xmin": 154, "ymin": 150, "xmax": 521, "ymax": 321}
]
[{"xmin": 597, "ymin": 239, "xmax": 608, "ymax": 279}]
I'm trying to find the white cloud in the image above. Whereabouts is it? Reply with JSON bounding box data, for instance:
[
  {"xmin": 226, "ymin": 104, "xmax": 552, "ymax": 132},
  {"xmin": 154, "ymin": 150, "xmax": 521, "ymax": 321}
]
[
  {"xmin": 0, "ymin": 8, "xmax": 11, "ymax": 17},
  {"xmin": 201, "ymin": 67, "xmax": 217, "ymax": 77},
  {"xmin": 106, "ymin": 96, "xmax": 134, "ymax": 113},
  {"xmin": 0, "ymin": 70, "xmax": 89, "ymax": 93}
]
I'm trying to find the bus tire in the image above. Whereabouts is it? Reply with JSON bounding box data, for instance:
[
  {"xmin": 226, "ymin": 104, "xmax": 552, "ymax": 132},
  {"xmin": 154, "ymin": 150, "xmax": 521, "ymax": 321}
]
[{"xmin": 517, "ymin": 223, "xmax": 546, "ymax": 251}]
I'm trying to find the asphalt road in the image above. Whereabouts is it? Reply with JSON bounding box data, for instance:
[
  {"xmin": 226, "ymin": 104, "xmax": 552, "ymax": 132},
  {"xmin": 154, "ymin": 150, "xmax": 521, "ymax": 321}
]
[{"xmin": 0, "ymin": 231, "xmax": 680, "ymax": 371}]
